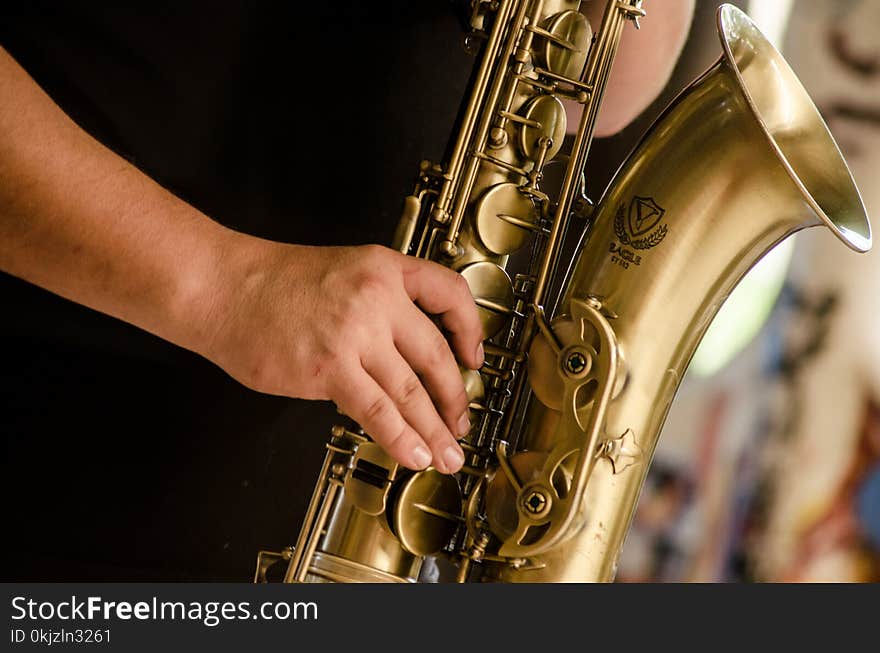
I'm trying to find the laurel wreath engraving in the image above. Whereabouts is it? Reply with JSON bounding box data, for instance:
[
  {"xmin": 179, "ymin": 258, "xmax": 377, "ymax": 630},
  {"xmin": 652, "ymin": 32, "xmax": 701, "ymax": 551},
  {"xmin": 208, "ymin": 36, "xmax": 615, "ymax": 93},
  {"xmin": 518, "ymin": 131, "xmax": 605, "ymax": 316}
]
[{"xmin": 614, "ymin": 204, "xmax": 668, "ymax": 250}]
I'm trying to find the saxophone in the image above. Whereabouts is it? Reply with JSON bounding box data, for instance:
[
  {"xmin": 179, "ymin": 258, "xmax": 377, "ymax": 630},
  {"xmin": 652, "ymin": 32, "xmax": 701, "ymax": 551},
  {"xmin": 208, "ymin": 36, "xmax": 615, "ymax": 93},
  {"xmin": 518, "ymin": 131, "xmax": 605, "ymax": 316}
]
[{"xmin": 255, "ymin": 1, "xmax": 872, "ymax": 583}]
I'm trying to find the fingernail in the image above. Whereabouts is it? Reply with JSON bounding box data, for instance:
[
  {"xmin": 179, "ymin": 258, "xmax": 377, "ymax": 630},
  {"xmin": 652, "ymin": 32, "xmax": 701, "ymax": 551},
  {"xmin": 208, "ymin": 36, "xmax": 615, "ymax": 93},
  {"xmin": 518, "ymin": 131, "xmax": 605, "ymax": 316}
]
[
  {"xmin": 457, "ymin": 413, "xmax": 471, "ymax": 436},
  {"xmin": 443, "ymin": 445, "xmax": 465, "ymax": 473},
  {"xmin": 413, "ymin": 445, "xmax": 432, "ymax": 469},
  {"xmin": 475, "ymin": 342, "xmax": 485, "ymax": 368}
]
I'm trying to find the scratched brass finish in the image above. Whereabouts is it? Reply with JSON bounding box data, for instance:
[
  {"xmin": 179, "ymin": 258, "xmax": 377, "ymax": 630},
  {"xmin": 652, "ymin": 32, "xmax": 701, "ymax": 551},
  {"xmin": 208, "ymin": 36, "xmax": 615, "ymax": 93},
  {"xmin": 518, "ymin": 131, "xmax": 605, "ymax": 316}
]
[{"xmin": 256, "ymin": 3, "xmax": 870, "ymax": 584}]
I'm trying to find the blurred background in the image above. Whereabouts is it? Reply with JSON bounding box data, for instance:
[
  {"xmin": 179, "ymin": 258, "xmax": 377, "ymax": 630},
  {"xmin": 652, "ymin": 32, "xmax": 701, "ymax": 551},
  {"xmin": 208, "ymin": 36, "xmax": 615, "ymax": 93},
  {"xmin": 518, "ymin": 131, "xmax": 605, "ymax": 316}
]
[{"xmin": 592, "ymin": 0, "xmax": 880, "ymax": 582}]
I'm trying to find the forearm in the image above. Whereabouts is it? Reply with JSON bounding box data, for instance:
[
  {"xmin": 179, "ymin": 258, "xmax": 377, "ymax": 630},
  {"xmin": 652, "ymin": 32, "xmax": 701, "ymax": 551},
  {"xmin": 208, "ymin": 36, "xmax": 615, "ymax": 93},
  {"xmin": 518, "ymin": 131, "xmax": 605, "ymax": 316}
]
[
  {"xmin": 0, "ymin": 46, "xmax": 237, "ymax": 356},
  {"xmin": 572, "ymin": 0, "xmax": 696, "ymax": 136}
]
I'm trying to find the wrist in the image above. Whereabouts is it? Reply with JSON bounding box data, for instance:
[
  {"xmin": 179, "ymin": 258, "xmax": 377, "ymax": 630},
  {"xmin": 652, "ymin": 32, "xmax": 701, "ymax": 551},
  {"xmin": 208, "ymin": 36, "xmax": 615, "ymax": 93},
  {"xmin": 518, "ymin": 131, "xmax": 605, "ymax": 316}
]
[
  {"xmin": 182, "ymin": 225, "xmax": 299, "ymax": 365},
  {"xmin": 159, "ymin": 217, "xmax": 249, "ymax": 360}
]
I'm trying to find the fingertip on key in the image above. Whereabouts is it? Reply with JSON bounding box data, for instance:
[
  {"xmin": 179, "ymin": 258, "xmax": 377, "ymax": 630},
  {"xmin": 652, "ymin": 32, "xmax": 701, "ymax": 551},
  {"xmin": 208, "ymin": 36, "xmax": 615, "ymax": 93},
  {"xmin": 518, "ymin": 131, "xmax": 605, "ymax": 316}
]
[
  {"xmin": 457, "ymin": 413, "xmax": 470, "ymax": 437},
  {"xmin": 442, "ymin": 445, "xmax": 465, "ymax": 474},
  {"xmin": 412, "ymin": 445, "xmax": 432, "ymax": 469}
]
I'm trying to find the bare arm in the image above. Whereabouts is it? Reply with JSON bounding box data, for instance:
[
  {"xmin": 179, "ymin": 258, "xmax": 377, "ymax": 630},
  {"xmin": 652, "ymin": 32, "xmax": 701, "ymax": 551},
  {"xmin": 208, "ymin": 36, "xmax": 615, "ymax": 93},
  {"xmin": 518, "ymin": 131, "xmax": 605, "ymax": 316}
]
[
  {"xmin": 0, "ymin": 47, "xmax": 483, "ymax": 473},
  {"xmin": 0, "ymin": 47, "xmax": 228, "ymax": 354},
  {"xmin": 571, "ymin": 0, "xmax": 696, "ymax": 136}
]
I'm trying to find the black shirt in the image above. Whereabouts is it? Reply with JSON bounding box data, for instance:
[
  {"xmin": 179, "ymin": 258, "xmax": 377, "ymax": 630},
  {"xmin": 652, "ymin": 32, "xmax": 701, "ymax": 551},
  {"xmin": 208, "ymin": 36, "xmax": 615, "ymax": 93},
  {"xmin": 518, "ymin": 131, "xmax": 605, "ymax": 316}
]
[{"xmin": 0, "ymin": 1, "xmax": 471, "ymax": 580}]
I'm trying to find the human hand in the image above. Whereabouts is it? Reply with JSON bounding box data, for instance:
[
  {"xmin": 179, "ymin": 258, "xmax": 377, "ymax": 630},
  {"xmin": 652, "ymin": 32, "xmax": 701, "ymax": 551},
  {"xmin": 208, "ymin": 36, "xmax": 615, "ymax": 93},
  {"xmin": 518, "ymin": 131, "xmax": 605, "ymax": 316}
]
[{"xmin": 202, "ymin": 239, "xmax": 484, "ymax": 474}]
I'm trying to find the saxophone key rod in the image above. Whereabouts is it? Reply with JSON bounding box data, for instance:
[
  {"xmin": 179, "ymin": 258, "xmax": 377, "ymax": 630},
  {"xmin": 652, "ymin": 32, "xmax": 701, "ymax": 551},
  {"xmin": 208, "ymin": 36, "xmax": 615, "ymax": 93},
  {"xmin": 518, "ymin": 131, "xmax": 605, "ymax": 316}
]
[
  {"xmin": 432, "ymin": 0, "xmax": 518, "ymax": 225},
  {"xmin": 442, "ymin": 0, "xmax": 535, "ymax": 252},
  {"xmin": 532, "ymin": 0, "xmax": 638, "ymax": 306}
]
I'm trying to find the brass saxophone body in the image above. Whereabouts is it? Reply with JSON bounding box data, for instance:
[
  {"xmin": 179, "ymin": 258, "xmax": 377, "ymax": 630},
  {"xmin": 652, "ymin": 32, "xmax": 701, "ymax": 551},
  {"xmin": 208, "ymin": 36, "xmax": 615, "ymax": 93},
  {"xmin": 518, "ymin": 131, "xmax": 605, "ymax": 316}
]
[{"xmin": 256, "ymin": 1, "xmax": 871, "ymax": 583}]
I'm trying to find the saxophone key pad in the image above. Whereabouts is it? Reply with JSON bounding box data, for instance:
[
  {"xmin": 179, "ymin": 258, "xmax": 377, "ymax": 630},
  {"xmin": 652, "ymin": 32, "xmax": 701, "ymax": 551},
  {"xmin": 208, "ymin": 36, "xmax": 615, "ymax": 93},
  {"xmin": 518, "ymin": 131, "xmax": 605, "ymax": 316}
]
[
  {"xmin": 459, "ymin": 261, "xmax": 516, "ymax": 339},
  {"xmin": 474, "ymin": 182, "xmax": 540, "ymax": 255},
  {"xmin": 390, "ymin": 469, "xmax": 463, "ymax": 557},
  {"xmin": 539, "ymin": 9, "xmax": 592, "ymax": 80},
  {"xmin": 519, "ymin": 95, "xmax": 567, "ymax": 162}
]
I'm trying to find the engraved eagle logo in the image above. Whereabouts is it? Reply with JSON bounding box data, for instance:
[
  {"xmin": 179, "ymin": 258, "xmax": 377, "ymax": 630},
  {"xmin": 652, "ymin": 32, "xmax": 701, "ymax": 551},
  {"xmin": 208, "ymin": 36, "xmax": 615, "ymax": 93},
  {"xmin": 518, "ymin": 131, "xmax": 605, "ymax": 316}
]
[{"xmin": 614, "ymin": 196, "xmax": 668, "ymax": 250}]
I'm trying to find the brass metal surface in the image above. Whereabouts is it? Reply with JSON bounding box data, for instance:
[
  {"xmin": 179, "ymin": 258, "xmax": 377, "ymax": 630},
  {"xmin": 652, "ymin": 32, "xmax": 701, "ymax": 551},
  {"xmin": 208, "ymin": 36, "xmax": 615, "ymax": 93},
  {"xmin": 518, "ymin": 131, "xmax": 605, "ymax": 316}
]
[
  {"xmin": 461, "ymin": 366, "xmax": 486, "ymax": 423},
  {"xmin": 260, "ymin": 2, "xmax": 871, "ymax": 584},
  {"xmin": 540, "ymin": 9, "xmax": 592, "ymax": 79},
  {"xmin": 475, "ymin": 182, "xmax": 540, "ymax": 255},
  {"xmin": 459, "ymin": 260, "xmax": 516, "ymax": 339},
  {"xmin": 495, "ymin": 4, "xmax": 871, "ymax": 581},
  {"xmin": 519, "ymin": 95, "xmax": 568, "ymax": 161},
  {"xmin": 392, "ymin": 469, "xmax": 463, "ymax": 556}
]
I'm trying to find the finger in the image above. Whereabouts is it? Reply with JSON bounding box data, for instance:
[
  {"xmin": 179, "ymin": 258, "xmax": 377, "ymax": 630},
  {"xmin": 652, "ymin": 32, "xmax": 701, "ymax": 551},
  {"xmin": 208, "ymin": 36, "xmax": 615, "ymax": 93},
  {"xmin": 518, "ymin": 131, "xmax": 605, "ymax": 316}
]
[
  {"xmin": 331, "ymin": 365, "xmax": 433, "ymax": 471},
  {"xmin": 363, "ymin": 346, "xmax": 465, "ymax": 474},
  {"xmin": 393, "ymin": 301, "xmax": 471, "ymax": 439},
  {"xmin": 399, "ymin": 258, "xmax": 485, "ymax": 370}
]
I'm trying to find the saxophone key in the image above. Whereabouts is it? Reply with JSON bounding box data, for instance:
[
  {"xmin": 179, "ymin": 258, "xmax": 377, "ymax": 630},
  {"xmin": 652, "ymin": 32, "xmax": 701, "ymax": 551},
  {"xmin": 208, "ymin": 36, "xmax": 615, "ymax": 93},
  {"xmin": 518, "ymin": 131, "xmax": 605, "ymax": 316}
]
[
  {"xmin": 458, "ymin": 261, "xmax": 516, "ymax": 338},
  {"xmin": 389, "ymin": 469, "xmax": 463, "ymax": 557},
  {"xmin": 474, "ymin": 182, "xmax": 540, "ymax": 255}
]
